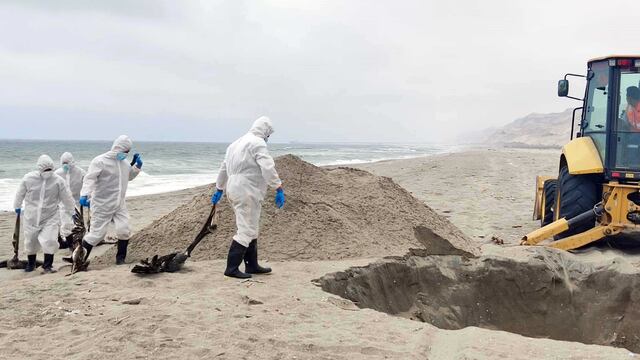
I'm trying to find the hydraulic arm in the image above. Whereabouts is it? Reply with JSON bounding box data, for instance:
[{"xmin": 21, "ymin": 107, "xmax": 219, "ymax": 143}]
[{"xmin": 522, "ymin": 182, "xmax": 640, "ymax": 250}]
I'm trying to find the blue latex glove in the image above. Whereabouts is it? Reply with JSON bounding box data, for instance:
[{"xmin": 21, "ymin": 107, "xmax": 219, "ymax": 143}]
[
  {"xmin": 133, "ymin": 153, "xmax": 143, "ymax": 169},
  {"xmin": 211, "ymin": 189, "xmax": 223, "ymax": 205},
  {"xmin": 79, "ymin": 196, "xmax": 90, "ymax": 208},
  {"xmin": 275, "ymin": 187, "xmax": 285, "ymax": 209},
  {"xmin": 15, "ymin": 208, "xmax": 21, "ymax": 215}
]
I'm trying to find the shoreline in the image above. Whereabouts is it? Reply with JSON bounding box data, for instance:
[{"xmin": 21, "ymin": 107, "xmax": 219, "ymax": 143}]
[{"xmin": 0, "ymin": 143, "xmax": 554, "ymax": 214}]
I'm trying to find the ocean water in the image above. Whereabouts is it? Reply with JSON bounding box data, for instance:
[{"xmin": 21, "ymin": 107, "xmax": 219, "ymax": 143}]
[{"xmin": 0, "ymin": 140, "xmax": 455, "ymax": 211}]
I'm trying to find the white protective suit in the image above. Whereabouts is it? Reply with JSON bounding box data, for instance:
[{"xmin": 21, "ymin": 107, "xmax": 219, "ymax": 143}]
[
  {"xmin": 13, "ymin": 155, "xmax": 75, "ymax": 255},
  {"xmin": 54, "ymin": 152, "xmax": 86, "ymax": 237},
  {"xmin": 215, "ymin": 116, "xmax": 282, "ymax": 247},
  {"xmin": 80, "ymin": 135, "xmax": 141, "ymax": 246}
]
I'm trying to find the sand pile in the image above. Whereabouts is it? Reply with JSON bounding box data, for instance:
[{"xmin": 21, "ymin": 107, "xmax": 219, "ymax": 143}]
[
  {"xmin": 320, "ymin": 248, "xmax": 640, "ymax": 352},
  {"xmin": 98, "ymin": 155, "xmax": 476, "ymax": 264}
]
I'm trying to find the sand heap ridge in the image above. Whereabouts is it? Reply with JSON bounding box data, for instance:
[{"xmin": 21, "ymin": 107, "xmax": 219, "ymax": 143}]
[{"xmin": 98, "ymin": 155, "xmax": 476, "ymax": 264}]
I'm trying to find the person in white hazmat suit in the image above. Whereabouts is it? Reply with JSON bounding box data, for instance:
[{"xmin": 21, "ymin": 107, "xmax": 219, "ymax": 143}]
[
  {"xmin": 13, "ymin": 155, "xmax": 75, "ymax": 273},
  {"xmin": 79, "ymin": 135, "xmax": 143, "ymax": 266},
  {"xmin": 54, "ymin": 152, "xmax": 86, "ymax": 249},
  {"xmin": 211, "ymin": 116, "xmax": 286, "ymax": 279}
]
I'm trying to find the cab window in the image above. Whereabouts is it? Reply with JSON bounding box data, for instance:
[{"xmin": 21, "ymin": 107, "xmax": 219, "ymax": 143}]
[
  {"xmin": 583, "ymin": 61, "xmax": 609, "ymax": 161},
  {"xmin": 614, "ymin": 70, "xmax": 640, "ymax": 169}
]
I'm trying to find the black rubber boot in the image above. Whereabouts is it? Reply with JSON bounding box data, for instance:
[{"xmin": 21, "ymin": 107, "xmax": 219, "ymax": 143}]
[
  {"xmin": 82, "ymin": 240, "xmax": 93, "ymax": 263},
  {"xmin": 58, "ymin": 234, "xmax": 70, "ymax": 249},
  {"xmin": 244, "ymin": 239, "xmax": 272, "ymax": 274},
  {"xmin": 24, "ymin": 255, "xmax": 36, "ymax": 273},
  {"xmin": 224, "ymin": 240, "xmax": 252, "ymax": 279},
  {"xmin": 42, "ymin": 254, "xmax": 56, "ymax": 273},
  {"xmin": 115, "ymin": 239, "xmax": 129, "ymax": 265}
]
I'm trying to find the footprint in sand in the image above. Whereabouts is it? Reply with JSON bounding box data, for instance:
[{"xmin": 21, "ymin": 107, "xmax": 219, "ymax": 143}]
[
  {"xmin": 157, "ymin": 326, "xmax": 183, "ymax": 337},
  {"xmin": 136, "ymin": 280, "xmax": 156, "ymax": 288}
]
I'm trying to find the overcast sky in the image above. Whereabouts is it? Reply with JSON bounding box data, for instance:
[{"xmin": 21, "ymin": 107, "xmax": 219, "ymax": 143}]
[{"xmin": 0, "ymin": 0, "xmax": 638, "ymax": 143}]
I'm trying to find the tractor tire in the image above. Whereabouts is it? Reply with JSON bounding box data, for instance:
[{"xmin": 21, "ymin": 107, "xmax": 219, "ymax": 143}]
[
  {"xmin": 554, "ymin": 165, "xmax": 600, "ymax": 239},
  {"xmin": 541, "ymin": 179, "xmax": 557, "ymax": 227}
]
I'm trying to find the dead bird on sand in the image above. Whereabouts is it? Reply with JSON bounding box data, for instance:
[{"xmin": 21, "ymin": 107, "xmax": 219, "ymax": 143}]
[
  {"xmin": 132, "ymin": 205, "xmax": 218, "ymax": 274},
  {"xmin": 62, "ymin": 207, "xmax": 90, "ymax": 275}
]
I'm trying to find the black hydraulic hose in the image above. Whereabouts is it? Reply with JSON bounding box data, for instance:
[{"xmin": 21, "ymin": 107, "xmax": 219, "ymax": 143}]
[{"xmin": 566, "ymin": 204, "xmax": 603, "ymax": 229}]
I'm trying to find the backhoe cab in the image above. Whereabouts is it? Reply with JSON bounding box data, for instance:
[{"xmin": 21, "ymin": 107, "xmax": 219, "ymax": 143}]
[{"xmin": 524, "ymin": 56, "xmax": 640, "ymax": 250}]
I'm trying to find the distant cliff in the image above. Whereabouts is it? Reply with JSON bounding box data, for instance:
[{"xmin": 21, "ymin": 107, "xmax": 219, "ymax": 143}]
[{"xmin": 463, "ymin": 109, "xmax": 578, "ymax": 148}]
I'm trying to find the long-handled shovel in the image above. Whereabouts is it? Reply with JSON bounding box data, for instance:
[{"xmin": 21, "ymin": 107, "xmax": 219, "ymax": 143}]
[
  {"xmin": 131, "ymin": 205, "xmax": 218, "ymax": 274},
  {"xmin": 0, "ymin": 212, "xmax": 43, "ymax": 270},
  {"xmin": 86, "ymin": 205, "xmax": 91, "ymax": 233}
]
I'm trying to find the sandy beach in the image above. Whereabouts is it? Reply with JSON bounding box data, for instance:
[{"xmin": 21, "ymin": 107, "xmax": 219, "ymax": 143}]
[
  {"xmin": 355, "ymin": 147, "xmax": 560, "ymax": 243},
  {"xmin": 1, "ymin": 148, "xmax": 637, "ymax": 359},
  {"xmin": 4, "ymin": 2, "xmax": 635, "ymax": 358}
]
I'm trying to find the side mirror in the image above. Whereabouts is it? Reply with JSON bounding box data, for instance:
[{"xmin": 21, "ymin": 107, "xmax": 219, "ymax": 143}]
[{"xmin": 558, "ymin": 79, "xmax": 569, "ymax": 97}]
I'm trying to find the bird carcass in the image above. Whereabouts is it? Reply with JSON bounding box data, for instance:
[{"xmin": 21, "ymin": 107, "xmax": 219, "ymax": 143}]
[{"xmin": 132, "ymin": 205, "xmax": 218, "ymax": 274}]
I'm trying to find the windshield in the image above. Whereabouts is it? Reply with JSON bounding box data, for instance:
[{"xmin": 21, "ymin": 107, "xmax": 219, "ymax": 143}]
[{"xmin": 583, "ymin": 61, "xmax": 609, "ymax": 161}]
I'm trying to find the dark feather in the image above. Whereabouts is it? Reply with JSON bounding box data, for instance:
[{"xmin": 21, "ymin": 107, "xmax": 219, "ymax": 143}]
[{"xmin": 67, "ymin": 207, "xmax": 89, "ymax": 275}]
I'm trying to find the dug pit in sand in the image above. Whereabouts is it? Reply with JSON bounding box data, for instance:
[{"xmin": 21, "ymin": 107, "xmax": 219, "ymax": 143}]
[{"xmin": 319, "ymin": 246, "xmax": 640, "ymax": 353}]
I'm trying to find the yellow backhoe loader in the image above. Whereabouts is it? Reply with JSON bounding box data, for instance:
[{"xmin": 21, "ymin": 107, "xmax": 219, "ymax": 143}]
[{"xmin": 523, "ymin": 56, "xmax": 640, "ymax": 250}]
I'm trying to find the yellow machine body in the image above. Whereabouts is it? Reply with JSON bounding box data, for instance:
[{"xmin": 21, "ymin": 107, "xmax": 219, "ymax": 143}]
[
  {"xmin": 523, "ymin": 182, "xmax": 640, "ymax": 250},
  {"xmin": 532, "ymin": 137, "xmax": 605, "ymax": 223},
  {"xmin": 524, "ymin": 55, "xmax": 640, "ymax": 250},
  {"xmin": 562, "ymin": 137, "xmax": 604, "ymax": 175},
  {"xmin": 532, "ymin": 175, "xmax": 555, "ymax": 221}
]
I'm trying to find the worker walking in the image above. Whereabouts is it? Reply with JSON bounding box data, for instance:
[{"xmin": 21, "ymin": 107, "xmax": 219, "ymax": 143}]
[
  {"xmin": 54, "ymin": 152, "xmax": 86, "ymax": 249},
  {"xmin": 212, "ymin": 116, "xmax": 285, "ymax": 279},
  {"xmin": 79, "ymin": 135, "xmax": 143, "ymax": 266},
  {"xmin": 13, "ymin": 155, "xmax": 75, "ymax": 273}
]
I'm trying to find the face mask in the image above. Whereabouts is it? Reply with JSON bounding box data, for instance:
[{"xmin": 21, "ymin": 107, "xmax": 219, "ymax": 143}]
[
  {"xmin": 116, "ymin": 152, "xmax": 128, "ymax": 161},
  {"xmin": 41, "ymin": 171, "xmax": 53, "ymax": 179},
  {"xmin": 62, "ymin": 164, "xmax": 70, "ymax": 172}
]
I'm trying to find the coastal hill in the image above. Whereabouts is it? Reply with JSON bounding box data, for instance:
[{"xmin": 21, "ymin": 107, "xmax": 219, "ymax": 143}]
[{"xmin": 462, "ymin": 108, "xmax": 578, "ymax": 148}]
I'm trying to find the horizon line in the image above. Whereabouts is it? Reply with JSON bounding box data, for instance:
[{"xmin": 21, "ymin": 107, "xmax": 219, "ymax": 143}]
[{"xmin": 0, "ymin": 138, "xmax": 449, "ymax": 146}]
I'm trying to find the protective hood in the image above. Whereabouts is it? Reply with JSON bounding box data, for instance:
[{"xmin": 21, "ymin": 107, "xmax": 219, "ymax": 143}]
[
  {"xmin": 60, "ymin": 152, "xmax": 75, "ymax": 166},
  {"xmin": 111, "ymin": 135, "xmax": 133, "ymax": 153},
  {"xmin": 249, "ymin": 116, "xmax": 274, "ymax": 140},
  {"xmin": 37, "ymin": 154, "xmax": 54, "ymax": 173}
]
